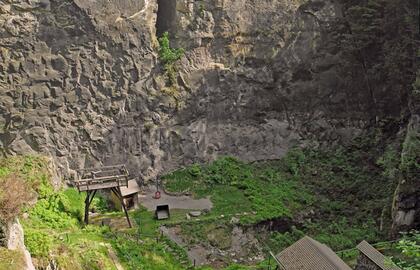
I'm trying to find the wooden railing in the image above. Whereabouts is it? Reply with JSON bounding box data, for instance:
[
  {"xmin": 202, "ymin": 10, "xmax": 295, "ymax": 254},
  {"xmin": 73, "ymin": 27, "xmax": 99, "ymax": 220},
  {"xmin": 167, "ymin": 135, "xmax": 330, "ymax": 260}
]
[{"xmin": 73, "ymin": 165, "xmax": 129, "ymax": 191}]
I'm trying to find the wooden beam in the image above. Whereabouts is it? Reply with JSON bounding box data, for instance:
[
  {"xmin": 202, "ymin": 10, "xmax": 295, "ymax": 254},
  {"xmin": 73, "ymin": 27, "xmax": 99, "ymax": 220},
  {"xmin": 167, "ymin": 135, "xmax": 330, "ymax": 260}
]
[
  {"xmin": 83, "ymin": 190, "xmax": 97, "ymax": 225},
  {"xmin": 84, "ymin": 190, "xmax": 91, "ymax": 224},
  {"xmin": 111, "ymin": 187, "xmax": 132, "ymax": 228}
]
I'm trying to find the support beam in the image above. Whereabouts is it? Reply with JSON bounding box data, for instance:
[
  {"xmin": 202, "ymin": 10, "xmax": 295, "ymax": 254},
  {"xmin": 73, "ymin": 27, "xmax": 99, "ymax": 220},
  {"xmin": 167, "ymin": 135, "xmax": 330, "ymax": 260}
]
[
  {"xmin": 111, "ymin": 187, "xmax": 132, "ymax": 228},
  {"xmin": 83, "ymin": 190, "xmax": 97, "ymax": 225}
]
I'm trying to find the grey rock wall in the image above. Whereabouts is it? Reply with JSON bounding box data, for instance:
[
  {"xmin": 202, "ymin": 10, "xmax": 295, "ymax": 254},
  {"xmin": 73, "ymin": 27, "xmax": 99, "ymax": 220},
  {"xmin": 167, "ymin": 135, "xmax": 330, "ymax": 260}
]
[
  {"xmin": 0, "ymin": 0, "xmax": 414, "ymax": 193},
  {"xmin": 6, "ymin": 219, "xmax": 35, "ymax": 270}
]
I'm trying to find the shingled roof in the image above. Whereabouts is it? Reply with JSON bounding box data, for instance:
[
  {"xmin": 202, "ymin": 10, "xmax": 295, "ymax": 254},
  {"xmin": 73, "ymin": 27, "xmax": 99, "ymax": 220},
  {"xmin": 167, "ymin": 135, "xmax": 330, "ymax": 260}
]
[
  {"xmin": 356, "ymin": 240, "xmax": 401, "ymax": 270},
  {"xmin": 275, "ymin": 236, "xmax": 352, "ymax": 270}
]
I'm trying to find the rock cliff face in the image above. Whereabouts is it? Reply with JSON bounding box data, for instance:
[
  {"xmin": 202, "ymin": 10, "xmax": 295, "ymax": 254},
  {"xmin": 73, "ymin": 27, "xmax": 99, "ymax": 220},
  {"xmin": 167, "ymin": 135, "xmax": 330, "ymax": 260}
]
[{"xmin": 0, "ymin": 0, "xmax": 418, "ymax": 228}]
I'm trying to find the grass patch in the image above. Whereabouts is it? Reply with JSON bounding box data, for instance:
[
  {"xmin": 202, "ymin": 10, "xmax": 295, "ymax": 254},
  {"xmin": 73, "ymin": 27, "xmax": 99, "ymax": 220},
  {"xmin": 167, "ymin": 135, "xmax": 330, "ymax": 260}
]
[
  {"xmin": 0, "ymin": 156, "xmax": 50, "ymax": 222},
  {"xmin": 163, "ymin": 156, "xmax": 312, "ymax": 224},
  {"xmin": 164, "ymin": 141, "xmax": 396, "ymax": 256},
  {"xmin": 0, "ymin": 248, "xmax": 26, "ymax": 270}
]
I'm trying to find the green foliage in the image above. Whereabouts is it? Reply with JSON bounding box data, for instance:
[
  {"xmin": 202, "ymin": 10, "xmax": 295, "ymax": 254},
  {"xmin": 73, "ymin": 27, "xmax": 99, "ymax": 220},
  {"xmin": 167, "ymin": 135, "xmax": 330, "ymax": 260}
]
[
  {"xmin": 26, "ymin": 187, "xmax": 83, "ymax": 229},
  {"xmin": 60, "ymin": 188, "xmax": 85, "ymax": 221},
  {"xmin": 158, "ymin": 32, "xmax": 184, "ymax": 86},
  {"xmin": 376, "ymin": 145, "xmax": 400, "ymax": 179},
  {"xmin": 91, "ymin": 194, "xmax": 109, "ymax": 213},
  {"xmin": 164, "ymin": 156, "xmax": 311, "ymax": 224},
  {"xmin": 392, "ymin": 231, "xmax": 420, "ymax": 270},
  {"xmin": 24, "ymin": 229, "xmax": 53, "ymax": 257},
  {"xmin": 111, "ymin": 232, "xmax": 189, "ymax": 270},
  {"xmin": 0, "ymin": 155, "xmax": 50, "ymax": 221},
  {"xmin": 283, "ymin": 147, "xmax": 305, "ymax": 176},
  {"xmin": 305, "ymin": 218, "xmax": 378, "ymax": 251},
  {"xmin": 158, "ymin": 32, "xmax": 184, "ymax": 65},
  {"xmin": 180, "ymin": 221, "xmax": 233, "ymax": 250},
  {"xmin": 400, "ymin": 128, "xmax": 420, "ymax": 181},
  {"xmin": 267, "ymin": 227, "xmax": 305, "ymax": 252}
]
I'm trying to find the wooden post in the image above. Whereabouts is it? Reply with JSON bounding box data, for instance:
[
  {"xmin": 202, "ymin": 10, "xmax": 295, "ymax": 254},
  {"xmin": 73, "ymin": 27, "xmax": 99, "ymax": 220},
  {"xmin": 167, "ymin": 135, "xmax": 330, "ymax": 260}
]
[
  {"xmin": 84, "ymin": 190, "xmax": 91, "ymax": 224},
  {"xmin": 111, "ymin": 187, "xmax": 132, "ymax": 228},
  {"xmin": 84, "ymin": 190, "xmax": 97, "ymax": 225}
]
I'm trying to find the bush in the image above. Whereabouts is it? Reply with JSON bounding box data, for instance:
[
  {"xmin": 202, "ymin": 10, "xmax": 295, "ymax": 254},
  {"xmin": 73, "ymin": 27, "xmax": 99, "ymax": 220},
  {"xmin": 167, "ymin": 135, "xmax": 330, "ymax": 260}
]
[
  {"xmin": 0, "ymin": 174, "xmax": 34, "ymax": 222},
  {"xmin": 24, "ymin": 229, "xmax": 53, "ymax": 257},
  {"xmin": 0, "ymin": 155, "xmax": 50, "ymax": 222},
  {"xmin": 60, "ymin": 188, "xmax": 85, "ymax": 221},
  {"xmin": 91, "ymin": 194, "xmax": 109, "ymax": 213},
  {"xmin": 283, "ymin": 147, "xmax": 305, "ymax": 176},
  {"xmin": 158, "ymin": 32, "xmax": 184, "ymax": 86},
  {"xmin": 27, "ymin": 186, "xmax": 84, "ymax": 229},
  {"xmin": 393, "ymin": 231, "xmax": 420, "ymax": 270},
  {"xmin": 158, "ymin": 32, "xmax": 184, "ymax": 66}
]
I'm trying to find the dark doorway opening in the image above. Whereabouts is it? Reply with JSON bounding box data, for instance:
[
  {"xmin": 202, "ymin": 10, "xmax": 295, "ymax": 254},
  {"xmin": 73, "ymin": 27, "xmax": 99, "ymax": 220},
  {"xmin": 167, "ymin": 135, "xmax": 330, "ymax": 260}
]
[{"xmin": 156, "ymin": 0, "xmax": 176, "ymax": 37}]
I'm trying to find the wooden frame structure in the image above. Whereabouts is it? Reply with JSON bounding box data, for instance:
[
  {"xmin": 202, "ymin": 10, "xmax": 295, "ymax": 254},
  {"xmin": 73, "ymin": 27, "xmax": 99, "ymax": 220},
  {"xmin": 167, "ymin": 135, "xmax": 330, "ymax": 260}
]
[{"xmin": 73, "ymin": 165, "xmax": 132, "ymax": 228}]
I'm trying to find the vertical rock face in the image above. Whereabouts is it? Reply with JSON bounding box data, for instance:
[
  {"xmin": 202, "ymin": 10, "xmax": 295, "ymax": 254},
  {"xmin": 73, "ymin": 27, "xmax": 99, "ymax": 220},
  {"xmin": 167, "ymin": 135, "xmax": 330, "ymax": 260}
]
[
  {"xmin": 0, "ymin": 0, "xmax": 417, "ymax": 230},
  {"xmin": 0, "ymin": 0, "xmax": 339, "ymax": 180},
  {"xmin": 6, "ymin": 219, "xmax": 35, "ymax": 270}
]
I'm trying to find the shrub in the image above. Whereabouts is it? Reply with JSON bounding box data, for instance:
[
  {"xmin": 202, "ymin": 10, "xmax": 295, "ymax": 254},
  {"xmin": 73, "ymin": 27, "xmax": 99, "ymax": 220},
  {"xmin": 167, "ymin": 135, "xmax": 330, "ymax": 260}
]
[
  {"xmin": 392, "ymin": 231, "xmax": 420, "ymax": 270},
  {"xmin": 60, "ymin": 188, "xmax": 85, "ymax": 221},
  {"xmin": 158, "ymin": 32, "xmax": 184, "ymax": 86},
  {"xmin": 158, "ymin": 32, "xmax": 184, "ymax": 66},
  {"xmin": 24, "ymin": 229, "xmax": 53, "ymax": 257},
  {"xmin": 0, "ymin": 174, "xmax": 34, "ymax": 222},
  {"xmin": 283, "ymin": 147, "xmax": 305, "ymax": 176}
]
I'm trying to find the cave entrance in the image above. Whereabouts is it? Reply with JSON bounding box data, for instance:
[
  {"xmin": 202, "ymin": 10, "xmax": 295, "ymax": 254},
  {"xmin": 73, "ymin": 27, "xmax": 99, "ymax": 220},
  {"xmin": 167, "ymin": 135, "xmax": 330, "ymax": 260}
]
[{"xmin": 156, "ymin": 0, "xmax": 176, "ymax": 37}]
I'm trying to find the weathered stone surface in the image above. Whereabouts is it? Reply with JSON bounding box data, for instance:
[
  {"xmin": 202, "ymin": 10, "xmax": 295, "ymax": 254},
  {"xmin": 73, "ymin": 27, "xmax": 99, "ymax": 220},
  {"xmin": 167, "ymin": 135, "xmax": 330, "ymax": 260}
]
[
  {"xmin": 0, "ymin": 0, "xmax": 417, "ymax": 229},
  {"xmin": 6, "ymin": 219, "xmax": 35, "ymax": 270}
]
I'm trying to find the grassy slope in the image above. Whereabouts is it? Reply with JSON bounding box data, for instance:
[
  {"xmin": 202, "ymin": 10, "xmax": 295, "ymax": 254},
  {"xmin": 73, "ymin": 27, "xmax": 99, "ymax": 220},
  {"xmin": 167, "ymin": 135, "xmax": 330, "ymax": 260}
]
[
  {"xmin": 163, "ymin": 140, "xmax": 397, "ymax": 260},
  {"xmin": 0, "ymin": 136, "xmax": 403, "ymax": 270},
  {"xmin": 0, "ymin": 156, "xmax": 251, "ymax": 270}
]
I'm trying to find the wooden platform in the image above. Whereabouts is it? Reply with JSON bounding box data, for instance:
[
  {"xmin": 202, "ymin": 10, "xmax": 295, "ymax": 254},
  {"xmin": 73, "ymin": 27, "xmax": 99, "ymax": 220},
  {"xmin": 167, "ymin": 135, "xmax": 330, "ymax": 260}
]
[
  {"xmin": 72, "ymin": 164, "xmax": 132, "ymax": 227},
  {"xmin": 74, "ymin": 165, "xmax": 129, "ymax": 192}
]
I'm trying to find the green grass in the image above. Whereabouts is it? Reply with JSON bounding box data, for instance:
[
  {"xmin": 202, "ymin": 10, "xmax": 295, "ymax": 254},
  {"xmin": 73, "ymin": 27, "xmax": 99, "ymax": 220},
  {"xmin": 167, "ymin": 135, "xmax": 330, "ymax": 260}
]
[
  {"xmin": 0, "ymin": 138, "xmax": 405, "ymax": 270},
  {"xmin": 163, "ymin": 156, "xmax": 313, "ymax": 224},
  {"xmin": 0, "ymin": 248, "xmax": 26, "ymax": 270},
  {"xmin": 163, "ymin": 141, "xmax": 396, "ymax": 259}
]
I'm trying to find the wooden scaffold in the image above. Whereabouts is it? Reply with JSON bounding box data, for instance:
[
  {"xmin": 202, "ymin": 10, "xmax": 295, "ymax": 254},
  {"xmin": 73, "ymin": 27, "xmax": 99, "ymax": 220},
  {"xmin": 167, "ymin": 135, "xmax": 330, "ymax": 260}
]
[{"xmin": 73, "ymin": 164, "xmax": 132, "ymax": 228}]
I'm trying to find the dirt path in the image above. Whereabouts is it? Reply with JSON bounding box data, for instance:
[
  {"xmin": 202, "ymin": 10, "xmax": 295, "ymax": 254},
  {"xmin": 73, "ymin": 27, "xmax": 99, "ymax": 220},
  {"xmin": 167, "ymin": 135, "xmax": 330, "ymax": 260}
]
[{"xmin": 139, "ymin": 186, "xmax": 213, "ymax": 211}]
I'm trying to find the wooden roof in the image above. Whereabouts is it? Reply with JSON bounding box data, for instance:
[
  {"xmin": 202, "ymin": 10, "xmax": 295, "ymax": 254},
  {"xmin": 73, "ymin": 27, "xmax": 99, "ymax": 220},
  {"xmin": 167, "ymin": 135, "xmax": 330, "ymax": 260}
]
[
  {"xmin": 356, "ymin": 241, "xmax": 401, "ymax": 270},
  {"xmin": 120, "ymin": 179, "xmax": 141, "ymax": 197},
  {"xmin": 276, "ymin": 236, "xmax": 352, "ymax": 270}
]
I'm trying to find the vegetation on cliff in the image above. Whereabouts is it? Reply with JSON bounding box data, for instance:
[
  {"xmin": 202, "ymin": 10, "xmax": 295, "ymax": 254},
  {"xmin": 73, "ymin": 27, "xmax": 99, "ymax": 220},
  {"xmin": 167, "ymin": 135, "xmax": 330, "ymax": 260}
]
[
  {"xmin": 158, "ymin": 31, "xmax": 185, "ymax": 86},
  {"xmin": 163, "ymin": 141, "xmax": 390, "ymax": 255}
]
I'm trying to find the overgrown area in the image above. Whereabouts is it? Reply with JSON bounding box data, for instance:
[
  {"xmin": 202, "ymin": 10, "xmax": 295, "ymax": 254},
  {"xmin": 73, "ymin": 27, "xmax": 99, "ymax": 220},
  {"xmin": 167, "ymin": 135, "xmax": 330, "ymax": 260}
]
[
  {"xmin": 0, "ymin": 138, "xmax": 418, "ymax": 269},
  {"xmin": 161, "ymin": 133, "xmax": 407, "ymax": 267},
  {"xmin": 0, "ymin": 156, "xmax": 264, "ymax": 269}
]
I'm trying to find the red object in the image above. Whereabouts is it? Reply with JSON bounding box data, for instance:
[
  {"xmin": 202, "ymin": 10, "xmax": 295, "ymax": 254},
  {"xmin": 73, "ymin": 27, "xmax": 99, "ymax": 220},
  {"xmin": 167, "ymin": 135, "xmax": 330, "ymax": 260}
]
[{"xmin": 154, "ymin": 191, "xmax": 161, "ymax": 199}]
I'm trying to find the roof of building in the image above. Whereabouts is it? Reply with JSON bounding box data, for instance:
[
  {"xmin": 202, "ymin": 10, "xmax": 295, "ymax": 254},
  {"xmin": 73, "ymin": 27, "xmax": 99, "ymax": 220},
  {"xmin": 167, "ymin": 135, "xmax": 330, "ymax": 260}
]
[
  {"xmin": 120, "ymin": 179, "xmax": 141, "ymax": 197},
  {"xmin": 356, "ymin": 240, "xmax": 401, "ymax": 270},
  {"xmin": 275, "ymin": 236, "xmax": 352, "ymax": 270}
]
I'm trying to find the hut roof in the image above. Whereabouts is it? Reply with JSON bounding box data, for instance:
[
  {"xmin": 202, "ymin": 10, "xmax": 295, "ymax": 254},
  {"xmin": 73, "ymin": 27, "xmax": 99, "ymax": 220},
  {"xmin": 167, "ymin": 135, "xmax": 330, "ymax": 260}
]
[
  {"xmin": 275, "ymin": 236, "xmax": 352, "ymax": 270},
  {"xmin": 356, "ymin": 240, "xmax": 401, "ymax": 270},
  {"xmin": 120, "ymin": 179, "xmax": 141, "ymax": 197}
]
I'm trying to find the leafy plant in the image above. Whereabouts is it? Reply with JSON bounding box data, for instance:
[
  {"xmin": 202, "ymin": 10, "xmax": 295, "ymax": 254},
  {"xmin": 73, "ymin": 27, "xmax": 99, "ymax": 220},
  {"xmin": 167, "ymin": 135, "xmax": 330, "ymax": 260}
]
[
  {"xmin": 158, "ymin": 32, "xmax": 184, "ymax": 86},
  {"xmin": 392, "ymin": 231, "xmax": 420, "ymax": 270},
  {"xmin": 24, "ymin": 229, "xmax": 53, "ymax": 257}
]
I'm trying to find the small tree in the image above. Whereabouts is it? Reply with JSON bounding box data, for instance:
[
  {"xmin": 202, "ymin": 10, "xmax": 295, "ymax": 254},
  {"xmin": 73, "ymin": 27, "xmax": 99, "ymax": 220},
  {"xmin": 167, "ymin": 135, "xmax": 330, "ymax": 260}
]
[{"xmin": 158, "ymin": 32, "xmax": 184, "ymax": 85}]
